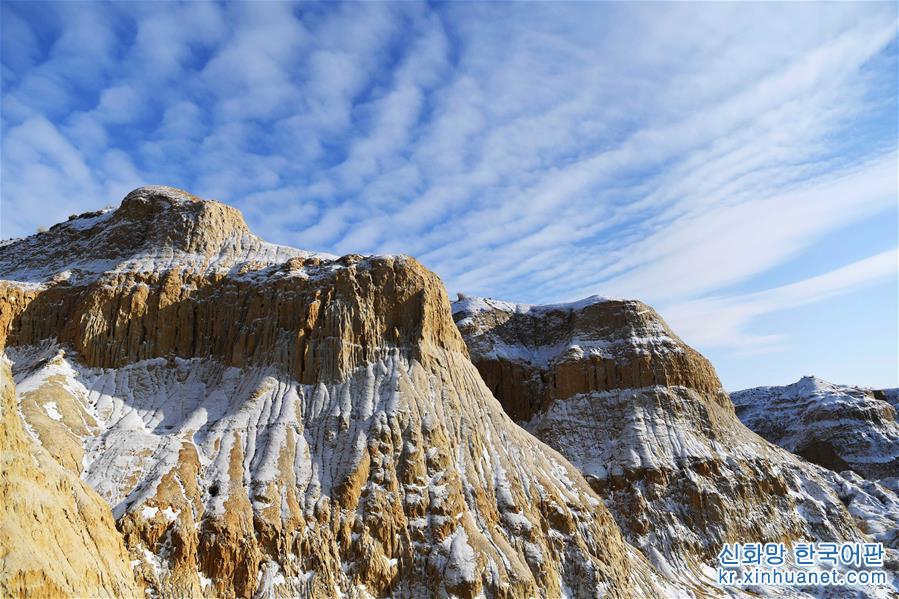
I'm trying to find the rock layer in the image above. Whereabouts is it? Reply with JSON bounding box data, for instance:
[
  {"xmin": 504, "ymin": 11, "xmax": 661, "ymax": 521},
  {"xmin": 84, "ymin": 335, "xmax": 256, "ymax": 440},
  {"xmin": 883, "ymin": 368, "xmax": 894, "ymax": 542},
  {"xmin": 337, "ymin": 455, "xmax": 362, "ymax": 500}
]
[
  {"xmin": 452, "ymin": 296, "xmax": 723, "ymax": 422},
  {"xmin": 0, "ymin": 187, "xmax": 675, "ymax": 599},
  {"xmin": 452, "ymin": 295, "xmax": 893, "ymax": 593}
]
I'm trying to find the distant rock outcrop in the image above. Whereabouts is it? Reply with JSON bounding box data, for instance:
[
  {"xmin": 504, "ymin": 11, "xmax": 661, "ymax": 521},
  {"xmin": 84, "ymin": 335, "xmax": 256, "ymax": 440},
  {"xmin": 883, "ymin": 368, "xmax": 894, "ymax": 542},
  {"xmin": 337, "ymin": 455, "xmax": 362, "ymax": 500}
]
[{"xmin": 732, "ymin": 377, "xmax": 899, "ymax": 481}]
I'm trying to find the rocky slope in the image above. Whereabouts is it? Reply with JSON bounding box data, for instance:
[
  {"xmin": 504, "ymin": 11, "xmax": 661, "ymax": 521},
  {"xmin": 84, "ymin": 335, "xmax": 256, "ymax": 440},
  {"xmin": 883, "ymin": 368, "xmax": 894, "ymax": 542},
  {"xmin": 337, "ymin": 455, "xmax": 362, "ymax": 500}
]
[
  {"xmin": 732, "ymin": 377, "xmax": 899, "ymax": 480},
  {"xmin": 452, "ymin": 296, "xmax": 897, "ymax": 594},
  {"xmin": 731, "ymin": 377, "xmax": 899, "ymax": 555},
  {"xmin": 0, "ymin": 187, "xmax": 682, "ymax": 599},
  {"xmin": 0, "ymin": 356, "xmax": 141, "ymax": 598}
]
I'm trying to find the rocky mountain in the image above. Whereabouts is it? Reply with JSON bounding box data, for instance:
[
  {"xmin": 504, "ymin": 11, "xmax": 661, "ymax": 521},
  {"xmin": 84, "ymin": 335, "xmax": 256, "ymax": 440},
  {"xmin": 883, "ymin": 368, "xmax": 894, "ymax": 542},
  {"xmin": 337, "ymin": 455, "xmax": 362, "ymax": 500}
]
[
  {"xmin": 1, "ymin": 186, "xmax": 895, "ymax": 599},
  {"xmin": 731, "ymin": 377, "xmax": 899, "ymax": 550},
  {"xmin": 731, "ymin": 377, "xmax": 899, "ymax": 480},
  {"xmin": 452, "ymin": 295, "xmax": 898, "ymax": 593},
  {"xmin": 1, "ymin": 187, "xmax": 682, "ymax": 599}
]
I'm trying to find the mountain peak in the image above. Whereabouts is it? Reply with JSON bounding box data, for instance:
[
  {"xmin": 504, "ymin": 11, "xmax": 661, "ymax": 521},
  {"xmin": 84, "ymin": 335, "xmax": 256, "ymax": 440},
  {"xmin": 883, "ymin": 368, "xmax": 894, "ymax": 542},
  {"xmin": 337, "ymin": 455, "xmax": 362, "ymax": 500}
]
[
  {"xmin": 114, "ymin": 185, "xmax": 251, "ymax": 253},
  {"xmin": 116, "ymin": 185, "xmax": 249, "ymax": 239},
  {"xmin": 0, "ymin": 187, "xmax": 325, "ymax": 285},
  {"xmin": 122, "ymin": 184, "xmax": 202, "ymax": 205}
]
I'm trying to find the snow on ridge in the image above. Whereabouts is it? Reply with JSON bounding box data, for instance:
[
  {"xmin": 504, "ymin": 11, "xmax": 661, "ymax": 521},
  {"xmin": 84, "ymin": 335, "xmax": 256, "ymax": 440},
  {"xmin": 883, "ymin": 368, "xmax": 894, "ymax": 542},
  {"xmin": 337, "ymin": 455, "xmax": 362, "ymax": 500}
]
[
  {"xmin": 469, "ymin": 332, "xmax": 681, "ymax": 369},
  {"xmin": 0, "ymin": 187, "xmax": 428, "ymax": 289},
  {"xmin": 454, "ymin": 293, "xmax": 682, "ymax": 369},
  {"xmin": 0, "ymin": 192, "xmax": 424, "ymax": 287},
  {"xmin": 0, "ymin": 229, "xmax": 336, "ymax": 286},
  {"xmin": 124, "ymin": 185, "xmax": 197, "ymax": 204},
  {"xmin": 62, "ymin": 208, "xmax": 116, "ymax": 232},
  {"xmin": 452, "ymin": 294, "xmax": 617, "ymax": 317},
  {"xmin": 732, "ymin": 375, "xmax": 888, "ymax": 407}
]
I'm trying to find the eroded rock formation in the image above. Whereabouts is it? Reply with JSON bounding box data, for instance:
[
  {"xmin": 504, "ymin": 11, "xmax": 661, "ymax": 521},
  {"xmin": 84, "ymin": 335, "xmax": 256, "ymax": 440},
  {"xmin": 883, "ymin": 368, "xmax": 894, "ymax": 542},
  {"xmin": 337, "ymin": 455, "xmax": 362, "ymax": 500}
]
[
  {"xmin": 732, "ymin": 377, "xmax": 899, "ymax": 481},
  {"xmin": 2, "ymin": 186, "xmax": 894, "ymax": 598},
  {"xmin": 0, "ymin": 357, "xmax": 141, "ymax": 598},
  {"xmin": 1, "ymin": 187, "xmax": 675, "ymax": 599},
  {"xmin": 452, "ymin": 295, "xmax": 897, "ymax": 591}
]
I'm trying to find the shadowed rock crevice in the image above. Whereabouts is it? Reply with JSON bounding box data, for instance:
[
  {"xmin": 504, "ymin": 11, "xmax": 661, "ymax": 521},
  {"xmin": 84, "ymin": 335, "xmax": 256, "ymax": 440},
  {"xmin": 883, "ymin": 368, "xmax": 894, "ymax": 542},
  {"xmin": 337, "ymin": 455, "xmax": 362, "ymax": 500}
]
[{"xmin": 795, "ymin": 441, "xmax": 853, "ymax": 474}]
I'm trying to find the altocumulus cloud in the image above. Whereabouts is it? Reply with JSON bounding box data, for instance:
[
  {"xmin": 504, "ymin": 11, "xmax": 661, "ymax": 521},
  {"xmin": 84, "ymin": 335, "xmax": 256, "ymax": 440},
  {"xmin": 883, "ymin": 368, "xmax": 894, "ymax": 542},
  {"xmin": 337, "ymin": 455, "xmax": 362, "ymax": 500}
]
[{"xmin": 1, "ymin": 1, "xmax": 897, "ymax": 385}]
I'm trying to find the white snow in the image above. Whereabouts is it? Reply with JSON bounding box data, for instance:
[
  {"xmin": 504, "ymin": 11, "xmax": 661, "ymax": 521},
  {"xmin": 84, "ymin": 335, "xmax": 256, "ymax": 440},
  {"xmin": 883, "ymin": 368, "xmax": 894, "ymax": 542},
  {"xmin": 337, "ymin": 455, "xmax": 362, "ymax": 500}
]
[
  {"xmin": 142, "ymin": 546, "xmax": 163, "ymax": 578},
  {"xmin": 64, "ymin": 209, "xmax": 115, "ymax": 231},
  {"xmin": 441, "ymin": 527, "xmax": 478, "ymax": 586},
  {"xmin": 198, "ymin": 572, "xmax": 212, "ymax": 590},
  {"xmin": 254, "ymin": 561, "xmax": 286, "ymax": 598},
  {"xmin": 453, "ymin": 294, "xmax": 682, "ymax": 370},
  {"xmin": 161, "ymin": 506, "xmax": 179, "ymax": 522},
  {"xmin": 43, "ymin": 401, "xmax": 62, "ymax": 421},
  {"xmin": 452, "ymin": 294, "xmax": 613, "ymax": 317}
]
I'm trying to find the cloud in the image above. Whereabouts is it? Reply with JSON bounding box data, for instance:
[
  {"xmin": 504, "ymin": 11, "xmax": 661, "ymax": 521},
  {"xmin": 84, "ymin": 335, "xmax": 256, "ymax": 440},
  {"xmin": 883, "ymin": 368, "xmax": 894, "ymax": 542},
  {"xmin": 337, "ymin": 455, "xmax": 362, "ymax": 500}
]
[
  {"xmin": 663, "ymin": 248, "xmax": 898, "ymax": 350},
  {"xmin": 419, "ymin": 14, "xmax": 897, "ymax": 300},
  {"xmin": 0, "ymin": 2, "xmax": 896, "ymax": 385},
  {"xmin": 94, "ymin": 85, "xmax": 145, "ymax": 124},
  {"xmin": 1, "ymin": 115, "xmax": 110, "ymax": 233},
  {"xmin": 596, "ymin": 154, "xmax": 897, "ymax": 303}
]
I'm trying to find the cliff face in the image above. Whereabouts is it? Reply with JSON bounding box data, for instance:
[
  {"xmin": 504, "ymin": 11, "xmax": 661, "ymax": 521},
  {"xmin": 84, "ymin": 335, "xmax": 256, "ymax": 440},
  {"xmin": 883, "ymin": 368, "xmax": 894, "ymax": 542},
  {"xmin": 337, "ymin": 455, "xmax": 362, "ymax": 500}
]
[
  {"xmin": 732, "ymin": 377, "xmax": 899, "ymax": 481},
  {"xmin": 0, "ymin": 187, "xmax": 676, "ymax": 599},
  {"xmin": 452, "ymin": 296, "xmax": 895, "ymax": 588},
  {"xmin": 0, "ymin": 357, "xmax": 141, "ymax": 598},
  {"xmin": 452, "ymin": 296, "xmax": 725, "ymax": 422}
]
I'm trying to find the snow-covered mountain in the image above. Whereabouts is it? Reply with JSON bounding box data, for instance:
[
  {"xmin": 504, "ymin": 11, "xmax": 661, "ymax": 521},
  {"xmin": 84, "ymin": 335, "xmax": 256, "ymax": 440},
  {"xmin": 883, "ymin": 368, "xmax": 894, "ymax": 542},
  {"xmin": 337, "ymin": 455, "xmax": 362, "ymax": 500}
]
[
  {"xmin": 731, "ymin": 377, "xmax": 899, "ymax": 481},
  {"xmin": 731, "ymin": 377, "xmax": 899, "ymax": 554},
  {"xmin": 0, "ymin": 186, "xmax": 895, "ymax": 598},
  {"xmin": 1, "ymin": 187, "xmax": 676, "ymax": 598},
  {"xmin": 452, "ymin": 295, "xmax": 899, "ymax": 594}
]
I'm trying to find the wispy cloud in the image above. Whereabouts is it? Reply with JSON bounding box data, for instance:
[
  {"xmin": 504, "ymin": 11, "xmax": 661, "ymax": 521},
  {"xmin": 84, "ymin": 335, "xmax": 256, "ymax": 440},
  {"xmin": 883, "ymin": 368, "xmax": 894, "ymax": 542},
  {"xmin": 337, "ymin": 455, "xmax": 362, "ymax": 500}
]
[
  {"xmin": 1, "ymin": 1, "xmax": 896, "ymax": 384},
  {"xmin": 663, "ymin": 248, "xmax": 898, "ymax": 350},
  {"xmin": 596, "ymin": 154, "xmax": 897, "ymax": 303}
]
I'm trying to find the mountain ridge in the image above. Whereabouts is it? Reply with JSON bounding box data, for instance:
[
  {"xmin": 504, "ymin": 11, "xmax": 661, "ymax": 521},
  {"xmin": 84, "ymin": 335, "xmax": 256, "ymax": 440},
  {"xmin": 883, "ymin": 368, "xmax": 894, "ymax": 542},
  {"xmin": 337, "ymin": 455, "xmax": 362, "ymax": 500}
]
[
  {"xmin": 1, "ymin": 187, "xmax": 677, "ymax": 598},
  {"xmin": 732, "ymin": 376, "xmax": 899, "ymax": 480},
  {"xmin": 0, "ymin": 188, "xmax": 895, "ymax": 598},
  {"xmin": 452, "ymin": 294, "xmax": 898, "ymax": 593}
]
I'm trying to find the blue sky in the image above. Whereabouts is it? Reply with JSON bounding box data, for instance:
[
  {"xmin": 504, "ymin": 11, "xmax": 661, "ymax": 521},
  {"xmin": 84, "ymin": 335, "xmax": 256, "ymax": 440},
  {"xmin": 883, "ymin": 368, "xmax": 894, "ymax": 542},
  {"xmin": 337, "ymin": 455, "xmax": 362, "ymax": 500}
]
[{"xmin": 1, "ymin": 1, "xmax": 896, "ymax": 390}]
